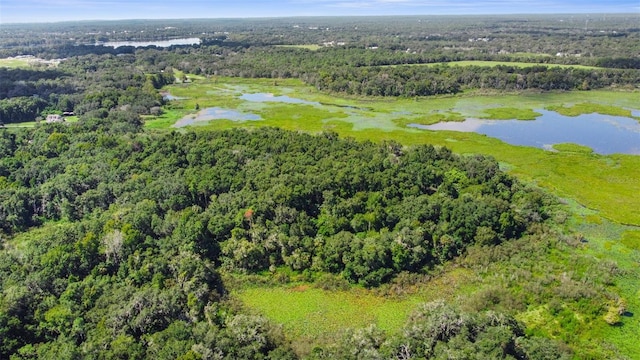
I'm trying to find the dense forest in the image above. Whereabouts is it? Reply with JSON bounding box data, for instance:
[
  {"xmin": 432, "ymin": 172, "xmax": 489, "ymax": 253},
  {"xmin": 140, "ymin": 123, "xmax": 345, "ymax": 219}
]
[
  {"xmin": 0, "ymin": 57, "xmax": 173, "ymax": 124},
  {"xmin": 1, "ymin": 15, "xmax": 638, "ymax": 359},
  {"xmin": 1, "ymin": 123, "xmax": 571, "ymax": 358}
]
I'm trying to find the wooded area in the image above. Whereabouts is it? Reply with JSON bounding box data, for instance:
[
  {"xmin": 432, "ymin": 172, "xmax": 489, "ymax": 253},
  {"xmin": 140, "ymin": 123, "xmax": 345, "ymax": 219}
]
[{"xmin": 0, "ymin": 123, "xmax": 571, "ymax": 358}]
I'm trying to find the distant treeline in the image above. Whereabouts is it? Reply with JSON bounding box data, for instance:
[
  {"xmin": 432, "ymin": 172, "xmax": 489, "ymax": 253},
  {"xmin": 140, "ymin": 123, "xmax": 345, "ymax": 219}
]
[
  {"xmin": 3, "ymin": 46, "xmax": 639, "ymax": 124},
  {"xmin": 2, "ymin": 14, "xmax": 640, "ymax": 122}
]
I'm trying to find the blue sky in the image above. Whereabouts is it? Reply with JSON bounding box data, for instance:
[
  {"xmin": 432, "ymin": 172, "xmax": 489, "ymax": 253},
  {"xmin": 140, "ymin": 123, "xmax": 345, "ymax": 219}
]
[{"xmin": 1, "ymin": 0, "xmax": 638, "ymax": 23}]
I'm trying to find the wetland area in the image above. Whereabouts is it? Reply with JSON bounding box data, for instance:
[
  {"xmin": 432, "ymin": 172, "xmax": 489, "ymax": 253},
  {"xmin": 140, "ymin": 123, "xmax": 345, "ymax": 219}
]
[
  {"xmin": 163, "ymin": 83, "xmax": 640, "ymax": 155},
  {"xmin": 154, "ymin": 77, "xmax": 640, "ymax": 229}
]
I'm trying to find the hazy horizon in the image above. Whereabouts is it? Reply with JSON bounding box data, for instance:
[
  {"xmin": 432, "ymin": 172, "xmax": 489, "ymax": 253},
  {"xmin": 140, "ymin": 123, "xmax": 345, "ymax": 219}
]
[{"xmin": 1, "ymin": 0, "xmax": 638, "ymax": 24}]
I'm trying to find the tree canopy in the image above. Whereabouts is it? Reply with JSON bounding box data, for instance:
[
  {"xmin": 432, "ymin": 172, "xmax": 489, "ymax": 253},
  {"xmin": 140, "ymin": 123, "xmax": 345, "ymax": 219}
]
[{"xmin": 0, "ymin": 124, "xmax": 563, "ymax": 358}]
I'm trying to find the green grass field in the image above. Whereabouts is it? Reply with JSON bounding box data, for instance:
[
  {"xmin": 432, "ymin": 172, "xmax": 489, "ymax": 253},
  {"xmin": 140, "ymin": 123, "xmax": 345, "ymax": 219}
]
[
  {"xmin": 3, "ymin": 121, "xmax": 38, "ymax": 128},
  {"xmin": 0, "ymin": 57, "xmax": 32, "ymax": 68},
  {"xmin": 2, "ymin": 116, "xmax": 78, "ymax": 129},
  {"xmin": 275, "ymin": 44, "xmax": 322, "ymax": 51},
  {"xmin": 0, "ymin": 56, "xmax": 59, "ymax": 68},
  {"xmin": 387, "ymin": 60, "xmax": 600, "ymax": 70},
  {"xmin": 236, "ymin": 267, "xmax": 476, "ymax": 354}
]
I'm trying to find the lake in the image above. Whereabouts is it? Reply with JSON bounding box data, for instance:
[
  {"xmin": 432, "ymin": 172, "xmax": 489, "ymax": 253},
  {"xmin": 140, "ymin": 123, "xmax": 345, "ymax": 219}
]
[
  {"xmin": 410, "ymin": 110, "xmax": 640, "ymax": 155},
  {"xmin": 240, "ymin": 93, "xmax": 319, "ymax": 105},
  {"xmin": 240, "ymin": 92, "xmax": 371, "ymax": 111},
  {"xmin": 98, "ymin": 38, "xmax": 201, "ymax": 48}
]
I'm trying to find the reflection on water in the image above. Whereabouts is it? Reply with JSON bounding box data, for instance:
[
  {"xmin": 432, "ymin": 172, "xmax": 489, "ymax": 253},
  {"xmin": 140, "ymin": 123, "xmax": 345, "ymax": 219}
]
[
  {"xmin": 98, "ymin": 38, "xmax": 201, "ymax": 48},
  {"xmin": 240, "ymin": 93, "xmax": 319, "ymax": 105},
  {"xmin": 173, "ymin": 107, "xmax": 261, "ymax": 127},
  {"xmin": 240, "ymin": 93, "xmax": 375, "ymax": 112},
  {"xmin": 410, "ymin": 110, "xmax": 640, "ymax": 155},
  {"xmin": 160, "ymin": 92, "xmax": 184, "ymax": 101}
]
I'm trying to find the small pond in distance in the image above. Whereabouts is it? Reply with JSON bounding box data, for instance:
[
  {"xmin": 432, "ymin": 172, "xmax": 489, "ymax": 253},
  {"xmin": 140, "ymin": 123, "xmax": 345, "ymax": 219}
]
[
  {"xmin": 174, "ymin": 107, "xmax": 261, "ymax": 127},
  {"xmin": 410, "ymin": 110, "xmax": 640, "ymax": 155}
]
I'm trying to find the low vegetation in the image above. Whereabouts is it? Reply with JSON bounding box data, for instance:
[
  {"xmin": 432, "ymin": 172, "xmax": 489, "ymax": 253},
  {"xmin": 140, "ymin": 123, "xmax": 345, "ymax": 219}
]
[
  {"xmin": 391, "ymin": 60, "xmax": 600, "ymax": 70},
  {"xmin": 546, "ymin": 102, "xmax": 639, "ymax": 119},
  {"xmin": 478, "ymin": 107, "xmax": 540, "ymax": 120}
]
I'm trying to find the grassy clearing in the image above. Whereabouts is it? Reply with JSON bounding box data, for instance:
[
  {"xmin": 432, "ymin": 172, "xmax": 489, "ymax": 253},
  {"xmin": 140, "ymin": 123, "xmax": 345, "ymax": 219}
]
[
  {"xmin": 0, "ymin": 56, "xmax": 60, "ymax": 68},
  {"xmin": 3, "ymin": 121, "xmax": 37, "ymax": 128},
  {"xmin": 235, "ymin": 267, "xmax": 477, "ymax": 354},
  {"xmin": 512, "ymin": 52, "xmax": 553, "ymax": 58},
  {"xmin": 2, "ymin": 116, "xmax": 78, "ymax": 129},
  {"xmin": 238, "ymin": 286, "xmax": 418, "ymax": 335},
  {"xmin": 142, "ymin": 108, "xmax": 187, "ymax": 129},
  {"xmin": 0, "ymin": 57, "xmax": 32, "ymax": 68},
  {"xmin": 275, "ymin": 44, "xmax": 322, "ymax": 51},
  {"xmin": 395, "ymin": 60, "xmax": 600, "ymax": 70}
]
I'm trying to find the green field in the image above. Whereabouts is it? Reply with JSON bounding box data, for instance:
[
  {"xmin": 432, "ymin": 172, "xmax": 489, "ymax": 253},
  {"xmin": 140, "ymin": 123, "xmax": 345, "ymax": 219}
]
[
  {"xmin": 237, "ymin": 268, "xmax": 475, "ymax": 354},
  {"xmin": 0, "ymin": 57, "xmax": 32, "ymax": 68},
  {"xmin": 388, "ymin": 60, "xmax": 600, "ymax": 70},
  {"xmin": 151, "ymin": 77, "xmax": 640, "ymax": 357},
  {"xmin": 0, "ymin": 56, "xmax": 59, "ymax": 68},
  {"xmin": 275, "ymin": 44, "xmax": 322, "ymax": 51},
  {"xmin": 2, "ymin": 121, "xmax": 38, "ymax": 128},
  {"xmin": 2, "ymin": 116, "xmax": 78, "ymax": 129}
]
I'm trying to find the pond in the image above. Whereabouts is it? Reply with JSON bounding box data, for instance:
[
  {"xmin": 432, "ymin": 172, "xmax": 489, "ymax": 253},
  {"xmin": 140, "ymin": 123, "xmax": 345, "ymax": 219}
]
[
  {"xmin": 240, "ymin": 93, "xmax": 319, "ymax": 105},
  {"xmin": 173, "ymin": 107, "xmax": 261, "ymax": 127},
  {"xmin": 98, "ymin": 37, "xmax": 201, "ymax": 48},
  {"xmin": 410, "ymin": 110, "xmax": 640, "ymax": 155},
  {"xmin": 240, "ymin": 93, "xmax": 372, "ymax": 111}
]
